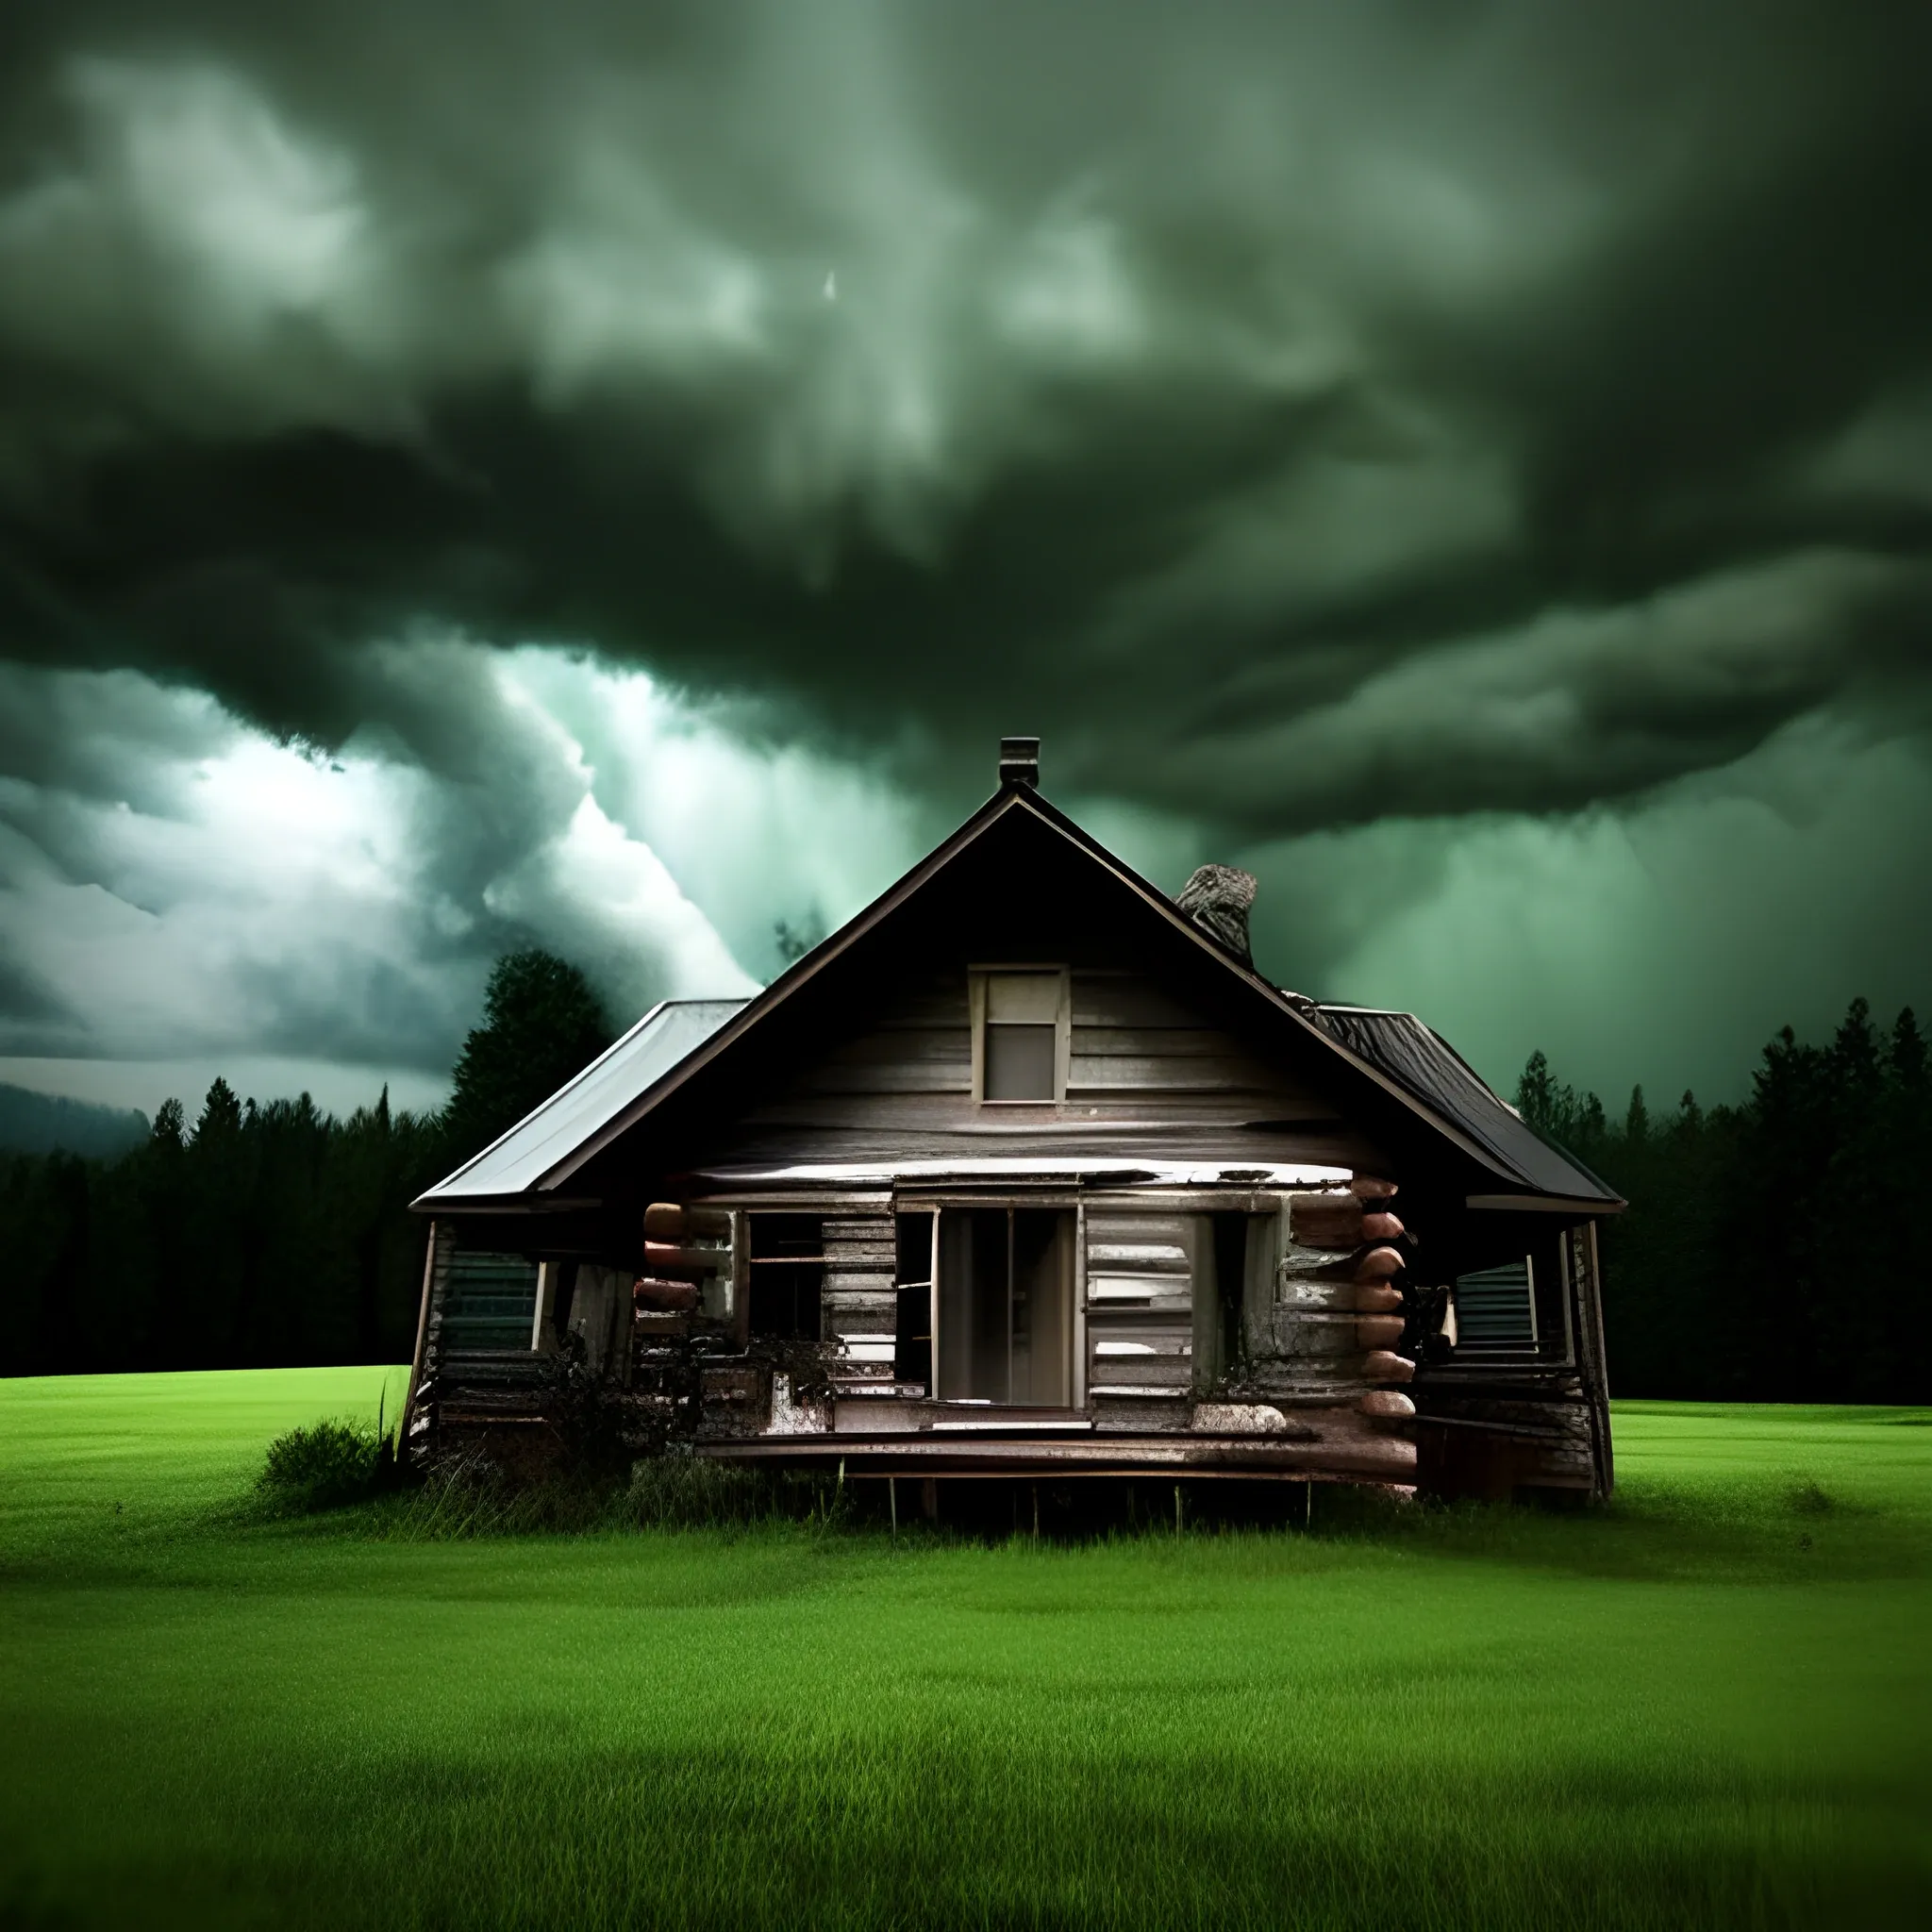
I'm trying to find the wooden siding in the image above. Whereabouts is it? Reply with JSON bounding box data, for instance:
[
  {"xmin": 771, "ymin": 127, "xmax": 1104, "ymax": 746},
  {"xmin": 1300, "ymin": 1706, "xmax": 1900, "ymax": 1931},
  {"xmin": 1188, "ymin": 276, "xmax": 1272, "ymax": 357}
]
[
  {"xmin": 823, "ymin": 1213, "xmax": 899, "ymax": 1393},
  {"xmin": 711, "ymin": 968, "xmax": 1365, "ymax": 1169},
  {"xmin": 1085, "ymin": 1208, "xmax": 1195, "ymax": 1400}
]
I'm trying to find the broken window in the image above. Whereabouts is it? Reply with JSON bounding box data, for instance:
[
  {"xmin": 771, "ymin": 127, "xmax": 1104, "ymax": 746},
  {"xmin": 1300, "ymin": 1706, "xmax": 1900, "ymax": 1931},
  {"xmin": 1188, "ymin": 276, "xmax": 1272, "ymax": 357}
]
[
  {"xmin": 936, "ymin": 1208, "xmax": 1074, "ymax": 1405},
  {"xmin": 747, "ymin": 1213, "xmax": 823, "ymax": 1341}
]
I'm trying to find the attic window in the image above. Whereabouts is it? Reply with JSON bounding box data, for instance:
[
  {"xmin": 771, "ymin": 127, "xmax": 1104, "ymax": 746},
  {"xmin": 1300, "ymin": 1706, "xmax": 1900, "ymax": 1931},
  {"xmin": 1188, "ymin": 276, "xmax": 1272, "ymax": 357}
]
[{"xmin": 972, "ymin": 969, "xmax": 1068, "ymax": 1104}]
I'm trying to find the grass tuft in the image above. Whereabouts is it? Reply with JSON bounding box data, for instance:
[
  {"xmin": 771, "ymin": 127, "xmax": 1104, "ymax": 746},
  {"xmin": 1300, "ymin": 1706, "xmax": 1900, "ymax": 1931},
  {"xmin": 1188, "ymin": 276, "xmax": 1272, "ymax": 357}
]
[{"xmin": 257, "ymin": 1419, "xmax": 388, "ymax": 1513}]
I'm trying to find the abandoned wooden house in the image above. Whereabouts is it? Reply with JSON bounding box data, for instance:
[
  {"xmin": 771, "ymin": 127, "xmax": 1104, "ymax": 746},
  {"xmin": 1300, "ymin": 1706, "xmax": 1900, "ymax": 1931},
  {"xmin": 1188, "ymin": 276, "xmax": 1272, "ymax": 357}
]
[{"xmin": 408, "ymin": 740, "xmax": 1619, "ymax": 1502}]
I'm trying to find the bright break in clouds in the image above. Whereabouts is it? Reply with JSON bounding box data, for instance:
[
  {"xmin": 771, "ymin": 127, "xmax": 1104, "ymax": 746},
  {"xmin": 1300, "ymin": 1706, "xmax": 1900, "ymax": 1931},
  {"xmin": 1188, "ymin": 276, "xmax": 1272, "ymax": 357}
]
[{"xmin": 0, "ymin": 0, "xmax": 1928, "ymax": 1114}]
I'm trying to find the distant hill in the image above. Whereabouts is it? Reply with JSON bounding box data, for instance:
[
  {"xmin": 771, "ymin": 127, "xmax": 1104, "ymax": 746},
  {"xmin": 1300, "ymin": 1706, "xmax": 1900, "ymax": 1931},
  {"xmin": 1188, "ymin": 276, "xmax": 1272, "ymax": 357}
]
[{"xmin": 0, "ymin": 1085, "xmax": 150, "ymax": 1159}]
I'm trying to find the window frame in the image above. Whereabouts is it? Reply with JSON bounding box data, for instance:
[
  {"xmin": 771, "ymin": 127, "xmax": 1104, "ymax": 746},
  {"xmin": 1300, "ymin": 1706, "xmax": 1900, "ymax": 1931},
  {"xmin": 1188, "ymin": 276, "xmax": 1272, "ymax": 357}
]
[
  {"xmin": 969, "ymin": 965, "xmax": 1072, "ymax": 1106},
  {"xmin": 933, "ymin": 1203, "xmax": 1076, "ymax": 1407}
]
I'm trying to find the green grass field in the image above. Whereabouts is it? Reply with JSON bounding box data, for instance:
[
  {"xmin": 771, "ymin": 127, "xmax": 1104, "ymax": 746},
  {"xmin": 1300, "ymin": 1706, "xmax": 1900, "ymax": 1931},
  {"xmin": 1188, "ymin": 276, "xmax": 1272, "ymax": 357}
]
[{"xmin": 2, "ymin": 1374, "xmax": 1929, "ymax": 1929}]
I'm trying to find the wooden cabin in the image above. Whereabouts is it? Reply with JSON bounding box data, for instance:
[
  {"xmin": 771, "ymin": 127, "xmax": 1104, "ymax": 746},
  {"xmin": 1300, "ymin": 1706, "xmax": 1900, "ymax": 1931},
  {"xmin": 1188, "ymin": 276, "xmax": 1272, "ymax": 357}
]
[{"xmin": 408, "ymin": 740, "xmax": 1619, "ymax": 1502}]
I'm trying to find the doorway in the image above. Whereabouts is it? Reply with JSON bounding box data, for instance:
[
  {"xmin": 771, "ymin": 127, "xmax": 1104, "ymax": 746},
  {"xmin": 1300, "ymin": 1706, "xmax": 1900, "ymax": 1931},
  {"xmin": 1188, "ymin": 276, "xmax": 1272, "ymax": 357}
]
[{"xmin": 936, "ymin": 1208, "xmax": 1074, "ymax": 1407}]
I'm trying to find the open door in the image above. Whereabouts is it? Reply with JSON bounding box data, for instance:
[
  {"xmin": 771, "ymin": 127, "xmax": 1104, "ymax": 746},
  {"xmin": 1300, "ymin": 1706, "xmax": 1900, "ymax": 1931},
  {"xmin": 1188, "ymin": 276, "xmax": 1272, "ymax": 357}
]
[{"xmin": 936, "ymin": 1208, "xmax": 1074, "ymax": 1407}]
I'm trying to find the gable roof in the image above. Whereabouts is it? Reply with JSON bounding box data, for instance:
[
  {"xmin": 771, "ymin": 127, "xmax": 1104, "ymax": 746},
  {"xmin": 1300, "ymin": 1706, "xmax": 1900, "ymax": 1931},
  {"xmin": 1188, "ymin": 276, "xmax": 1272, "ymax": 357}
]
[{"xmin": 414, "ymin": 783, "xmax": 1621, "ymax": 1212}]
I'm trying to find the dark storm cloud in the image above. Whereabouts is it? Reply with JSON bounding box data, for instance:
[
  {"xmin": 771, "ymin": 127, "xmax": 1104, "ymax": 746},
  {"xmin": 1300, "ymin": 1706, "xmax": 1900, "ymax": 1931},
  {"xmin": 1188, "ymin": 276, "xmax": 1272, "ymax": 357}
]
[{"xmin": 2, "ymin": 0, "xmax": 1928, "ymax": 843}]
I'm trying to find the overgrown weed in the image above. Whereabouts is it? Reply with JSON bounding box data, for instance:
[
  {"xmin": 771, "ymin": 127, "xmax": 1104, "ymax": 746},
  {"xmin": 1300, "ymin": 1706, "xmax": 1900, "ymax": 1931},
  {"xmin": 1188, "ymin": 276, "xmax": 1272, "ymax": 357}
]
[
  {"xmin": 369, "ymin": 1445, "xmax": 863, "ymax": 1542},
  {"xmin": 243, "ymin": 1416, "xmax": 1926, "ymax": 1587},
  {"xmin": 256, "ymin": 1419, "xmax": 403, "ymax": 1515}
]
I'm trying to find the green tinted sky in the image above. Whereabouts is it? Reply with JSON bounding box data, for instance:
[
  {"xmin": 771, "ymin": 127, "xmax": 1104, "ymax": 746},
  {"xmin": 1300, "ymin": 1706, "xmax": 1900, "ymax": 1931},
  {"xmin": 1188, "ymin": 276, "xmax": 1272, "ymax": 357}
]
[{"xmin": 0, "ymin": 1, "xmax": 1927, "ymax": 1115}]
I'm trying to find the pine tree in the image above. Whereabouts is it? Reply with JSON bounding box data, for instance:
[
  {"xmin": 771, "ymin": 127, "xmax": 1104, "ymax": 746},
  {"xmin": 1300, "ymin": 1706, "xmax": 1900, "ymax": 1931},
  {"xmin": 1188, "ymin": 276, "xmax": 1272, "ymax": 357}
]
[{"xmin": 442, "ymin": 951, "xmax": 615, "ymax": 1163}]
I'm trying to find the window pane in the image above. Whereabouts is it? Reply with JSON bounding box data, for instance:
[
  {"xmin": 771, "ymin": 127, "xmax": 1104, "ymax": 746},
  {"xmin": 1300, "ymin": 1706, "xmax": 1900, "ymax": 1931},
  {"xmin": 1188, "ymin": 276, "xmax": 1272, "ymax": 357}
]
[
  {"xmin": 986, "ymin": 1022, "xmax": 1056, "ymax": 1100},
  {"xmin": 987, "ymin": 973, "xmax": 1060, "ymax": 1023}
]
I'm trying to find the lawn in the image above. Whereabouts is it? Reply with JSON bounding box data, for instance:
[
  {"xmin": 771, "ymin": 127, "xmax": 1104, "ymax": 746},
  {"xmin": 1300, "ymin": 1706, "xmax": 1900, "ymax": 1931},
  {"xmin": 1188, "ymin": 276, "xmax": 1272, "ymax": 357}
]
[{"xmin": 2, "ymin": 1374, "xmax": 1928, "ymax": 1929}]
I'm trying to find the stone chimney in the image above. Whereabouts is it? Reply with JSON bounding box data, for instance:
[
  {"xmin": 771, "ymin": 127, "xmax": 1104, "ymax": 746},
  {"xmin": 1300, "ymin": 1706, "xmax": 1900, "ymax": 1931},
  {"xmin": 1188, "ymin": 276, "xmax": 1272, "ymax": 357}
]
[
  {"xmin": 1176, "ymin": 864, "xmax": 1257, "ymax": 967},
  {"xmin": 999, "ymin": 736, "xmax": 1041, "ymax": 789}
]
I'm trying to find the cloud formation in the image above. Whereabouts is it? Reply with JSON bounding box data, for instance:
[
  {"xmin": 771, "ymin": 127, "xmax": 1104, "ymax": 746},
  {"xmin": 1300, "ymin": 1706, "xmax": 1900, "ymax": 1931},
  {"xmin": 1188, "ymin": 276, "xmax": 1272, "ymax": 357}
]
[{"xmin": 0, "ymin": 1, "xmax": 1926, "ymax": 1101}]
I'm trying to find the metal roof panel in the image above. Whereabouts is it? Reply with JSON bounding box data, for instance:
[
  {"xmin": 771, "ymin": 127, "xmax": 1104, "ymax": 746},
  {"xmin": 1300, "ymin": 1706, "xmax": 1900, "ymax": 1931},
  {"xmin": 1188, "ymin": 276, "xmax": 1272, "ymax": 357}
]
[
  {"xmin": 414, "ymin": 997, "xmax": 751, "ymax": 1207},
  {"xmin": 1312, "ymin": 1006, "xmax": 1620, "ymax": 1204}
]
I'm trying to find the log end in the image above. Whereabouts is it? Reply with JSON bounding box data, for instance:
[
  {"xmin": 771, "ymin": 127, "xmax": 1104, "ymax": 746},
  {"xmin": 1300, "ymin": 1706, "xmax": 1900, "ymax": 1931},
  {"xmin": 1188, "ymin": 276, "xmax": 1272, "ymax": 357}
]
[
  {"xmin": 1361, "ymin": 1350, "xmax": 1417, "ymax": 1385},
  {"xmin": 1354, "ymin": 1245, "xmax": 1406, "ymax": 1283},
  {"xmin": 1289, "ymin": 1193, "xmax": 1365, "ymax": 1252},
  {"xmin": 634, "ymin": 1277, "xmax": 699, "ymax": 1312},
  {"xmin": 1359, "ymin": 1389, "xmax": 1418, "ymax": 1422}
]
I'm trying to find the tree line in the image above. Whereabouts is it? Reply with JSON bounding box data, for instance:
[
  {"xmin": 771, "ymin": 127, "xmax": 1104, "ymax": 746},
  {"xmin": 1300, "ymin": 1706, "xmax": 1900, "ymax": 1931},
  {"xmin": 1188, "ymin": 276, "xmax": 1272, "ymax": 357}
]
[
  {"xmin": 0, "ymin": 953, "xmax": 612, "ymax": 1378},
  {"xmin": 3, "ymin": 965, "xmax": 1925, "ymax": 1400},
  {"xmin": 1519, "ymin": 998, "xmax": 1929, "ymax": 1404}
]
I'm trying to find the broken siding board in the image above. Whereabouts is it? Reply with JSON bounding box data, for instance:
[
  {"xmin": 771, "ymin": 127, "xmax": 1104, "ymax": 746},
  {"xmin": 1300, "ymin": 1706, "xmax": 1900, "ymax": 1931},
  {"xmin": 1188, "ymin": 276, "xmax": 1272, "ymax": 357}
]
[
  {"xmin": 1091, "ymin": 1326, "xmax": 1192, "ymax": 1366},
  {"xmin": 1090, "ymin": 1213, "xmax": 1190, "ymax": 1306},
  {"xmin": 1086, "ymin": 1211, "xmax": 1195, "ymax": 1254},
  {"xmin": 1086, "ymin": 1208, "xmax": 1196, "ymax": 1388},
  {"xmin": 1087, "ymin": 1279, "xmax": 1191, "ymax": 1312},
  {"xmin": 824, "ymin": 1302, "xmax": 896, "ymax": 1339}
]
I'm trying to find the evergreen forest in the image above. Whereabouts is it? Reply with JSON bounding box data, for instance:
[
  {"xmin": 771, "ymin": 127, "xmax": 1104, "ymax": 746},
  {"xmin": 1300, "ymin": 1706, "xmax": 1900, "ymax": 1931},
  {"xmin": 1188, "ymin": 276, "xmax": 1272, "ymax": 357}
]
[
  {"xmin": 0, "ymin": 952, "xmax": 612, "ymax": 1378},
  {"xmin": 1, "ymin": 968, "xmax": 1924, "ymax": 1402},
  {"xmin": 1522, "ymin": 997, "xmax": 1929, "ymax": 1404}
]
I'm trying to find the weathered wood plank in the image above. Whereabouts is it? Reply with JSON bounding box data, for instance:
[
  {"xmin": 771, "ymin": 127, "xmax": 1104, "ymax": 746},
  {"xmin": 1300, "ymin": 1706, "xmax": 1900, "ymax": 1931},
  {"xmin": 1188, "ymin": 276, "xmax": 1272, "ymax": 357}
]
[
  {"xmin": 1071, "ymin": 976, "xmax": 1203, "ymax": 1028},
  {"xmin": 872, "ymin": 986, "xmax": 971, "ymax": 1028},
  {"xmin": 1087, "ymin": 1241, "xmax": 1189, "ymax": 1271},
  {"xmin": 741, "ymin": 1092, "xmax": 1311, "ymax": 1129},
  {"xmin": 1074, "ymin": 1024, "xmax": 1241, "ymax": 1057},
  {"xmin": 802, "ymin": 1064, "xmax": 973, "ymax": 1095},
  {"xmin": 817, "ymin": 1028, "xmax": 972, "ymax": 1065},
  {"xmin": 1068, "ymin": 1055, "xmax": 1321, "ymax": 1096},
  {"xmin": 1088, "ymin": 1356, "xmax": 1192, "ymax": 1389},
  {"xmin": 712, "ymin": 1122, "xmax": 1381, "ymax": 1169}
]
